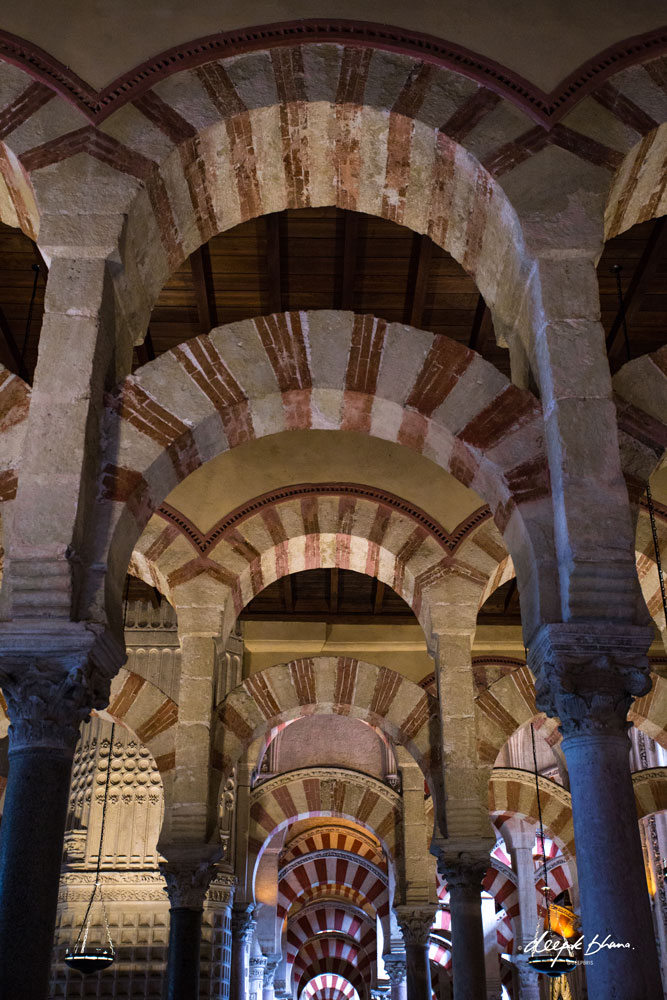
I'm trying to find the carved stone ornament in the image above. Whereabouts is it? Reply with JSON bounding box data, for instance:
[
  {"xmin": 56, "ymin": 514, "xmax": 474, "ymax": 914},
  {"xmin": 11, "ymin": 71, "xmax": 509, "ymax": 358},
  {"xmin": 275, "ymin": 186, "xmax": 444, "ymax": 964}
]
[
  {"xmin": 437, "ymin": 850, "xmax": 490, "ymax": 893},
  {"xmin": 528, "ymin": 623, "xmax": 654, "ymax": 738},
  {"xmin": 249, "ymin": 955, "xmax": 267, "ymax": 979},
  {"xmin": 263, "ymin": 957, "xmax": 280, "ymax": 987},
  {"xmin": 0, "ymin": 623, "xmax": 125, "ymax": 751},
  {"xmin": 160, "ymin": 857, "xmax": 217, "ymax": 909},
  {"xmin": 206, "ymin": 870, "xmax": 237, "ymax": 907},
  {"xmin": 231, "ymin": 904, "xmax": 257, "ymax": 942},
  {"xmin": 383, "ymin": 955, "xmax": 407, "ymax": 983},
  {"xmin": 394, "ymin": 905, "xmax": 437, "ymax": 947}
]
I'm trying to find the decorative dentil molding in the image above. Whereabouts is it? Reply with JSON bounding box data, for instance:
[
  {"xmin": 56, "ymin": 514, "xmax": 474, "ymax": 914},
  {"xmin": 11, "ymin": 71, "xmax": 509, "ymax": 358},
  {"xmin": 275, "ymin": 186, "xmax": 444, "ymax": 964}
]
[
  {"xmin": 159, "ymin": 484, "xmax": 491, "ymax": 560},
  {"xmin": 251, "ymin": 767, "xmax": 401, "ymax": 810},
  {"xmin": 528, "ymin": 623, "xmax": 654, "ymax": 737},
  {"xmin": 0, "ymin": 21, "xmax": 666, "ymax": 127}
]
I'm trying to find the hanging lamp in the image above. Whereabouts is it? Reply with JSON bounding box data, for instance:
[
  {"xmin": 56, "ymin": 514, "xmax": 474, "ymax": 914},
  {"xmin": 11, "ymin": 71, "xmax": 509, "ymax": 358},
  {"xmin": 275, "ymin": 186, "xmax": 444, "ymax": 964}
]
[
  {"xmin": 64, "ymin": 720, "xmax": 116, "ymax": 973},
  {"xmin": 526, "ymin": 723, "xmax": 578, "ymax": 979}
]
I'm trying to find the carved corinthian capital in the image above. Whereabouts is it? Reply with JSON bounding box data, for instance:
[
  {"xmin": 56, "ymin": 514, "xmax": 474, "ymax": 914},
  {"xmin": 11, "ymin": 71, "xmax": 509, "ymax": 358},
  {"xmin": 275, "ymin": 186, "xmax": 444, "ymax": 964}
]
[
  {"xmin": 528, "ymin": 623, "xmax": 653, "ymax": 738},
  {"xmin": 231, "ymin": 904, "xmax": 257, "ymax": 942},
  {"xmin": 0, "ymin": 623, "xmax": 125, "ymax": 751},
  {"xmin": 160, "ymin": 856, "xmax": 218, "ymax": 909},
  {"xmin": 394, "ymin": 905, "xmax": 437, "ymax": 947},
  {"xmin": 437, "ymin": 851, "xmax": 489, "ymax": 894},
  {"xmin": 383, "ymin": 955, "xmax": 407, "ymax": 984}
]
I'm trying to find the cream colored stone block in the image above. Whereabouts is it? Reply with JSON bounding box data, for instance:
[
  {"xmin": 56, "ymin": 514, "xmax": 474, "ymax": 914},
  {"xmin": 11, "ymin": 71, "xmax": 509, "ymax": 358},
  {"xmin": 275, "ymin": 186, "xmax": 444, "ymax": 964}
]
[
  {"xmin": 357, "ymin": 108, "xmax": 389, "ymax": 219},
  {"xmin": 199, "ymin": 124, "xmax": 242, "ymax": 232},
  {"xmin": 304, "ymin": 102, "xmax": 336, "ymax": 206},
  {"xmin": 253, "ymin": 105, "xmax": 288, "ymax": 215}
]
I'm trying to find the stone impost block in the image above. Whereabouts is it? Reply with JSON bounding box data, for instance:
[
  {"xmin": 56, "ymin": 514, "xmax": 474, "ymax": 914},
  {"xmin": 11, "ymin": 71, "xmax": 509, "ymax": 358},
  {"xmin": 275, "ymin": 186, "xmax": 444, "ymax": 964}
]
[{"xmin": 528, "ymin": 621, "xmax": 654, "ymax": 737}]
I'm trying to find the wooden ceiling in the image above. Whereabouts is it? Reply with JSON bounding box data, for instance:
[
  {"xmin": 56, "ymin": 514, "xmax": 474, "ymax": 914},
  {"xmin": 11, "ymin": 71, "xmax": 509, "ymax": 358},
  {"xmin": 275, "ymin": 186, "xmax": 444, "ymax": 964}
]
[
  {"xmin": 0, "ymin": 206, "xmax": 664, "ymax": 628},
  {"xmin": 0, "ymin": 208, "xmax": 665, "ymax": 384},
  {"xmin": 128, "ymin": 567, "xmax": 520, "ymax": 625}
]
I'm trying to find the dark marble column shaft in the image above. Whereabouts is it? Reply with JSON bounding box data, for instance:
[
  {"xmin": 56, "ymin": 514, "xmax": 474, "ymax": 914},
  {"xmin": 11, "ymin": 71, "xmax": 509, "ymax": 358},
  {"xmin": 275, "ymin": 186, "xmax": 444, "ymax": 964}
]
[{"xmin": 0, "ymin": 745, "xmax": 74, "ymax": 999}]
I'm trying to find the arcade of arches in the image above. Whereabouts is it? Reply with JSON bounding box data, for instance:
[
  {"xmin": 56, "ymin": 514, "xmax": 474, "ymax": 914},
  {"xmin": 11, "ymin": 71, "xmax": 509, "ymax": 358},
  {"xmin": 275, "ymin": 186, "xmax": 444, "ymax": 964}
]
[{"xmin": 0, "ymin": 4, "xmax": 665, "ymax": 1000}]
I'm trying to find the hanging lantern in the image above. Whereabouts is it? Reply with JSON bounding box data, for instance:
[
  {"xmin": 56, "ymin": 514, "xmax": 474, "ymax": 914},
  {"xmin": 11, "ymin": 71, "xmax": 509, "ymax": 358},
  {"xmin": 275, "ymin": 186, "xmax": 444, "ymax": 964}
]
[
  {"xmin": 545, "ymin": 902, "xmax": 579, "ymax": 940},
  {"xmin": 65, "ymin": 723, "xmax": 116, "ymax": 975}
]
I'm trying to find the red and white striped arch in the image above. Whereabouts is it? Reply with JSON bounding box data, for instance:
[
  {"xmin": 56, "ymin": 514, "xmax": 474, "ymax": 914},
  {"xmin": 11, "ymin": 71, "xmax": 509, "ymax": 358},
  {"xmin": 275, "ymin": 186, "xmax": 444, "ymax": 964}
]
[
  {"xmin": 301, "ymin": 974, "xmax": 358, "ymax": 1000},
  {"xmin": 285, "ymin": 884, "xmax": 379, "ymax": 926},
  {"xmin": 489, "ymin": 768, "xmax": 576, "ymax": 863},
  {"xmin": 279, "ymin": 853, "xmax": 390, "ymax": 928},
  {"xmin": 106, "ymin": 667, "xmax": 177, "ymax": 774},
  {"xmin": 281, "ymin": 825, "xmax": 385, "ymax": 870},
  {"xmin": 132, "ymin": 480, "xmax": 510, "ymax": 637},
  {"xmin": 287, "ymin": 904, "xmax": 376, "ymax": 958},
  {"xmin": 216, "ymin": 657, "xmax": 438, "ymax": 787},
  {"xmin": 249, "ymin": 768, "xmax": 401, "ymax": 882},
  {"xmin": 99, "ymin": 312, "xmax": 551, "ymax": 633},
  {"xmin": 292, "ymin": 934, "xmax": 374, "ymax": 986},
  {"xmin": 297, "ymin": 958, "xmax": 365, "ymax": 1000}
]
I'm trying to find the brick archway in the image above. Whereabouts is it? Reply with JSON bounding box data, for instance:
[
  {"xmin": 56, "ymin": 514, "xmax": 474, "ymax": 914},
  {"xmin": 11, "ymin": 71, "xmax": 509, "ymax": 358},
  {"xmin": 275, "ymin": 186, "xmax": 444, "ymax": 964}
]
[
  {"xmin": 248, "ymin": 767, "xmax": 401, "ymax": 875},
  {"xmin": 100, "ymin": 311, "xmax": 551, "ymax": 633},
  {"xmin": 215, "ymin": 657, "xmax": 438, "ymax": 788}
]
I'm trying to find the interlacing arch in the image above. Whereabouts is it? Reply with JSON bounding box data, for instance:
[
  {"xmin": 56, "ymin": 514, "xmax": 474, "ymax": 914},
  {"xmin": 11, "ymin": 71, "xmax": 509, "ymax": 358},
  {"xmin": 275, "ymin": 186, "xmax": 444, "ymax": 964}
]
[{"xmin": 98, "ymin": 311, "xmax": 551, "ymax": 632}]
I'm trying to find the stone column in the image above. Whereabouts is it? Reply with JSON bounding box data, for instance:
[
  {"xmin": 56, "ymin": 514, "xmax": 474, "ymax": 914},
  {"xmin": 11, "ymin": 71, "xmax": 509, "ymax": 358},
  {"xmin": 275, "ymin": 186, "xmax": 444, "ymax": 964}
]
[
  {"xmin": 394, "ymin": 906, "xmax": 436, "ymax": 999},
  {"xmin": 230, "ymin": 905, "xmax": 256, "ymax": 1000},
  {"xmin": 249, "ymin": 945, "xmax": 267, "ymax": 1000},
  {"xmin": 383, "ymin": 955, "xmax": 408, "ymax": 1000},
  {"xmin": 262, "ymin": 956, "xmax": 280, "ymax": 1000},
  {"xmin": 500, "ymin": 818, "xmax": 540, "ymax": 1000},
  {"xmin": 530, "ymin": 624, "xmax": 663, "ymax": 1000},
  {"xmin": 0, "ymin": 625, "xmax": 123, "ymax": 1000},
  {"xmin": 438, "ymin": 852, "xmax": 489, "ymax": 1000},
  {"xmin": 160, "ymin": 850, "xmax": 219, "ymax": 1000}
]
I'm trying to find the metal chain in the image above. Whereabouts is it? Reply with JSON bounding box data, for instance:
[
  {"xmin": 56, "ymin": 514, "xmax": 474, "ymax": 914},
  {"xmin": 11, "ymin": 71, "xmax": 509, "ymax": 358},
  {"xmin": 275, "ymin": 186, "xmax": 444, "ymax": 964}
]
[
  {"xmin": 646, "ymin": 482, "xmax": 667, "ymax": 630},
  {"xmin": 531, "ymin": 722, "xmax": 552, "ymax": 931},
  {"xmin": 72, "ymin": 721, "xmax": 116, "ymax": 953}
]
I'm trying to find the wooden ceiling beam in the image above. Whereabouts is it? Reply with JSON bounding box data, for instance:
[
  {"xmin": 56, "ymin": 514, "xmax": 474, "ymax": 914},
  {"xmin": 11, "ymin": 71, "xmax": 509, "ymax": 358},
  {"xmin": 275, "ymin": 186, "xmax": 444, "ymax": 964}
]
[
  {"xmin": 190, "ymin": 244, "xmax": 218, "ymax": 334},
  {"xmin": 468, "ymin": 294, "xmax": 488, "ymax": 352},
  {"xmin": 330, "ymin": 568, "xmax": 339, "ymax": 614},
  {"xmin": 266, "ymin": 214, "xmax": 282, "ymax": 314},
  {"xmin": 373, "ymin": 580, "xmax": 385, "ymax": 615},
  {"xmin": 339, "ymin": 211, "xmax": 359, "ymax": 310},
  {"xmin": 0, "ymin": 305, "xmax": 29, "ymax": 381},
  {"xmin": 282, "ymin": 576, "xmax": 294, "ymax": 614},
  {"xmin": 135, "ymin": 327, "xmax": 156, "ymax": 367},
  {"xmin": 406, "ymin": 234, "xmax": 433, "ymax": 328},
  {"xmin": 606, "ymin": 217, "xmax": 666, "ymax": 361}
]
